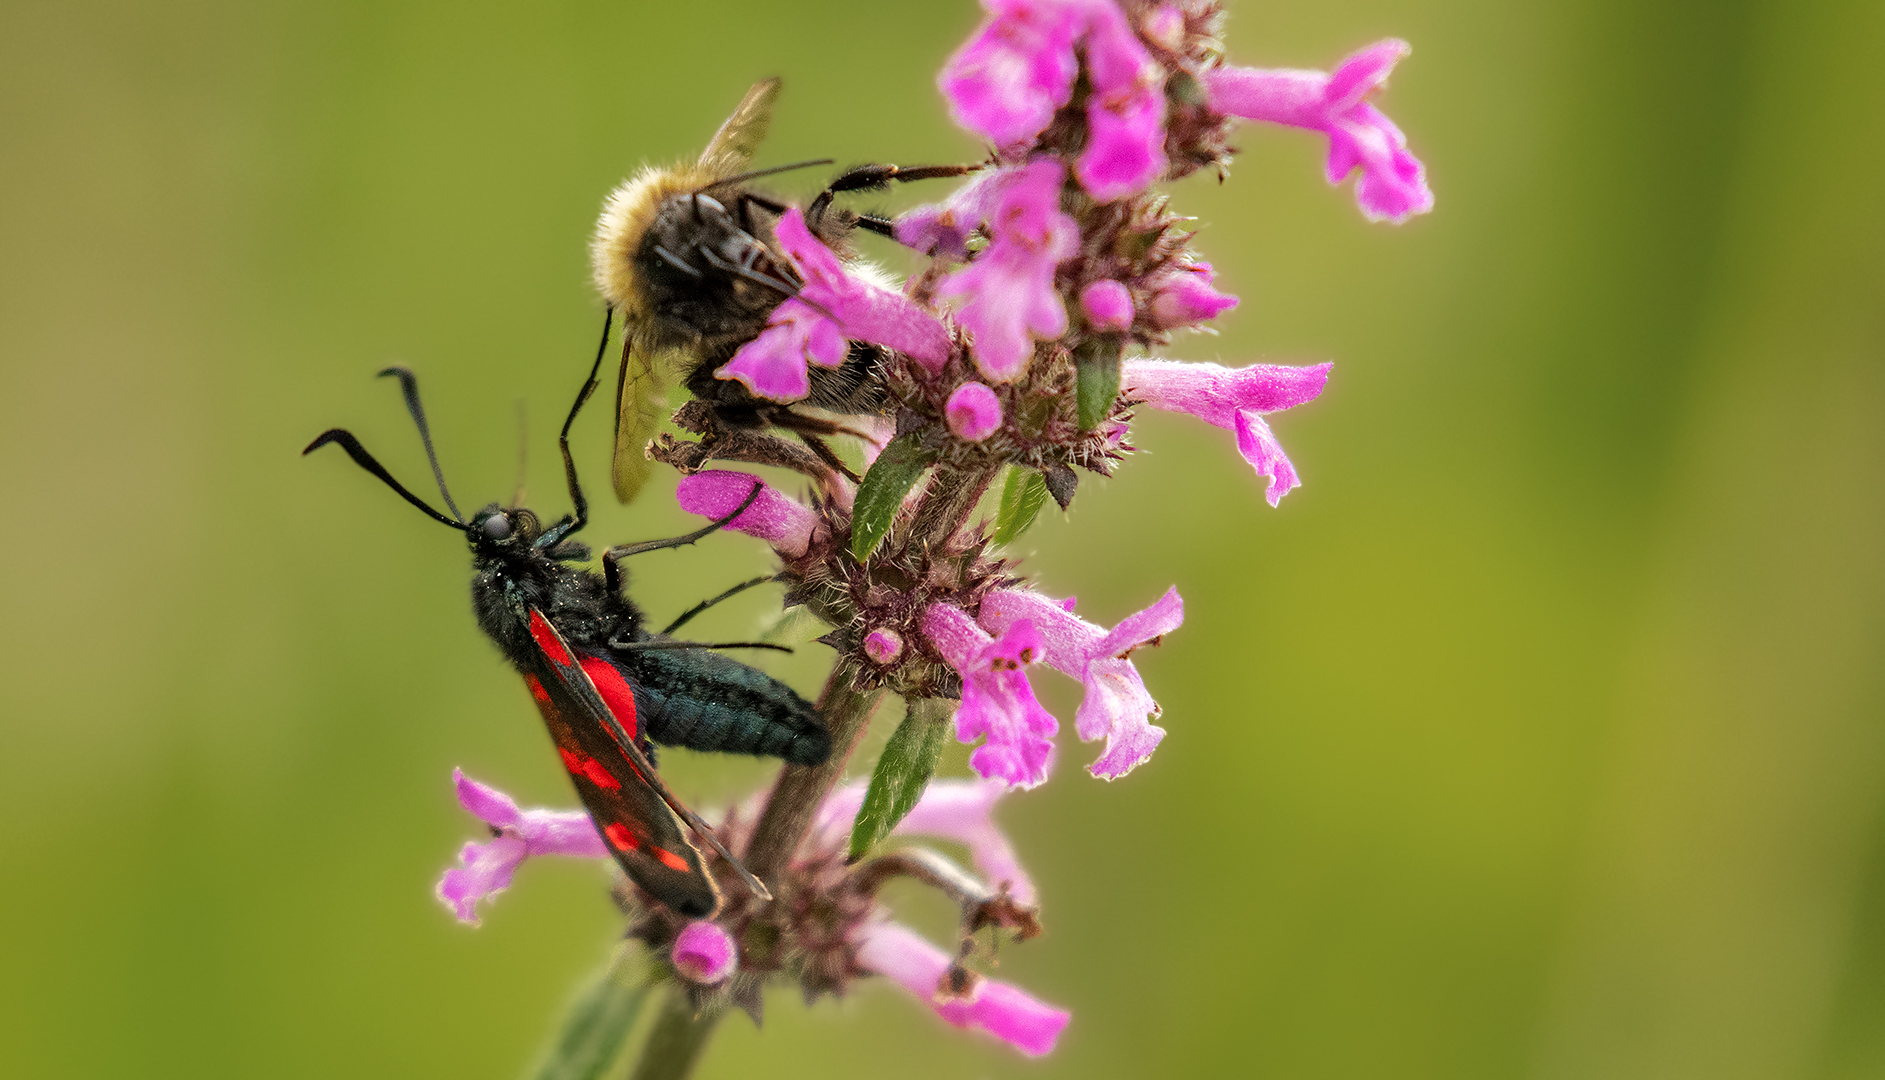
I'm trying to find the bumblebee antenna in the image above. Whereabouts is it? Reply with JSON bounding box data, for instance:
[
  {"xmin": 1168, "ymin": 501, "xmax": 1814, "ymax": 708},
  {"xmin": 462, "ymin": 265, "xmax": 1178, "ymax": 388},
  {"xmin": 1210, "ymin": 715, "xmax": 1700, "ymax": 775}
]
[
  {"xmin": 698, "ymin": 158, "xmax": 835, "ymax": 192},
  {"xmin": 302, "ymin": 429, "xmax": 469, "ymax": 532},
  {"xmin": 375, "ymin": 366, "xmax": 464, "ymax": 523}
]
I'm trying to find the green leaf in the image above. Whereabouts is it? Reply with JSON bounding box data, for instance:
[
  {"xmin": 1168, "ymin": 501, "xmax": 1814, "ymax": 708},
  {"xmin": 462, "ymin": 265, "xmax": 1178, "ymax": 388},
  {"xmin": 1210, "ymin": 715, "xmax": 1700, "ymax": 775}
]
[
  {"xmin": 532, "ymin": 947, "xmax": 652, "ymax": 1080},
  {"xmin": 848, "ymin": 697, "xmax": 955, "ymax": 861},
  {"xmin": 850, "ymin": 434, "xmax": 935, "ymax": 561},
  {"xmin": 1074, "ymin": 336, "xmax": 1124, "ymax": 430},
  {"xmin": 992, "ymin": 467, "xmax": 1050, "ymax": 546}
]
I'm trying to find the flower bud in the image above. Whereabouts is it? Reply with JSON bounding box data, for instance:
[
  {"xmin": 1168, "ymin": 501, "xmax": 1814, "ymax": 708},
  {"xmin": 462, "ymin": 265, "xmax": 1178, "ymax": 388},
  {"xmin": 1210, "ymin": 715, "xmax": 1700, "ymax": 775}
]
[
  {"xmin": 672, "ymin": 920, "xmax": 737, "ymax": 984},
  {"xmin": 1148, "ymin": 261, "xmax": 1239, "ymax": 329},
  {"xmin": 1078, "ymin": 280, "xmax": 1134, "ymax": 332},
  {"xmin": 864, "ymin": 628, "xmax": 904, "ymax": 665},
  {"xmin": 945, "ymin": 382, "xmax": 1004, "ymax": 442}
]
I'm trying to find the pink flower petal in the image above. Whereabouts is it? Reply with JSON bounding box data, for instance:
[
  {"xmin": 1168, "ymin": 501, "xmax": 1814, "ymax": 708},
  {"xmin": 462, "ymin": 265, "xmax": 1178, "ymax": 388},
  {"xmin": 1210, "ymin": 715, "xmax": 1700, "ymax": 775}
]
[
  {"xmin": 773, "ymin": 208, "xmax": 952, "ymax": 365},
  {"xmin": 435, "ymin": 770, "xmax": 608, "ymax": 925},
  {"xmin": 673, "ymin": 470, "xmax": 820, "ymax": 557},
  {"xmin": 817, "ymin": 774, "xmax": 1038, "ymax": 905},
  {"xmin": 1074, "ymin": 2, "xmax": 1166, "ymax": 201},
  {"xmin": 1203, "ymin": 39, "xmax": 1433, "ymax": 223},
  {"xmin": 717, "ymin": 303, "xmax": 823, "ymax": 401},
  {"xmin": 938, "ymin": 0, "xmax": 1084, "ymax": 147},
  {"xmin": 855, "ymin": 921, "xmax": 1070, "ymax": 1057},
  {"xmin": 1122, "ymin": 358, "xmax": 1329, "ymax": 504},
  {"xmin": 975, "ymin": 588, "xmax": 1183, "ymax": 780},
  {"xmin": 1232, "ymin": 409, "xmax": 1301, "ymax": 507},
  {"xmin": 922, "ymin": 603, "xmax": 1059, "ymax": 788},
  {"xmin": 938, "ymin": 160, "xmax": 1078, "ymax": 381}
]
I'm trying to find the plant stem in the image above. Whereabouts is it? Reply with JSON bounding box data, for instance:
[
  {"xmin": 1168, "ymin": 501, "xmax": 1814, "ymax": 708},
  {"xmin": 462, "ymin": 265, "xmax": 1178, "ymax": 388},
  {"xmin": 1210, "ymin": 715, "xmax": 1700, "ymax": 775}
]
[
  {"xmin": 744, "ymin": 657, "xmax": 884, "ymax": 882},
  {"xmin": 625, "ymin": 987, "xmax": 717, "ymax": 1080}
]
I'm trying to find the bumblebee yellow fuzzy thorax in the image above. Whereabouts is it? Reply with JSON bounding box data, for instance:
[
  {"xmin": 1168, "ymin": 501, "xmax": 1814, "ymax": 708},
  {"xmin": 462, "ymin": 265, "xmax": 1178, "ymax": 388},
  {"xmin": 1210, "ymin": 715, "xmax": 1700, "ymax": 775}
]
[{"xmin": 590, "ymin": 162, "xmax": 718, "ymax": 325}]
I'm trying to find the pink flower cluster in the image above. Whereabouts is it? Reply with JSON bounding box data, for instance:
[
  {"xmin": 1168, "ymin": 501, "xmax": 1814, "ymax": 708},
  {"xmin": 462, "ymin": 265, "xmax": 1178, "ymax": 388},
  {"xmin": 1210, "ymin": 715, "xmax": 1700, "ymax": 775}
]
[
  {"xmin": 439, "ymin": 771, "xmax": 1069, "ymax": 1057},
  {"xmin": 675, "ymin": 471, "xmax": 1184, "ymax": 788}
]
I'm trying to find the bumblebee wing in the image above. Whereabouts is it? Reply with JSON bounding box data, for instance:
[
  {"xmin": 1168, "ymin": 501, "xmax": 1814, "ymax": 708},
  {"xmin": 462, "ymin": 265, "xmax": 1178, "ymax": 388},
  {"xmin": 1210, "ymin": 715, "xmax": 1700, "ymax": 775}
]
[
  {"xmin": 696, "ymin": 78, "xmax": 780, "ymax": 178},
  {"xmin": 611, "ymin": 340, "xmax": 671, "ymax": 504},
  {"xmin": 520, "ymin": 606, "xmax": 722, "ymax": 917}
]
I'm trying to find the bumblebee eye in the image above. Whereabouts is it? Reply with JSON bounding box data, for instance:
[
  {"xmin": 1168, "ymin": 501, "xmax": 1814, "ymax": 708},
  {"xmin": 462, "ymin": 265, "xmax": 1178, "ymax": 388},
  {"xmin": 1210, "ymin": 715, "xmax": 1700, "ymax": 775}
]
[{"xmin": 481, "ymin": 515, "xmax": 512, "ymax": 540}]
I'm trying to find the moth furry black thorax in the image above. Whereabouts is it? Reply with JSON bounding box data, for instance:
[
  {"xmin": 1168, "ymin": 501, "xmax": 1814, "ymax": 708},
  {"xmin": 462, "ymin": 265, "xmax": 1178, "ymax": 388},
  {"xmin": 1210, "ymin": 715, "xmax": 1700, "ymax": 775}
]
[{"xmin": 466, "ymin": 504, "xmax": 828, "ymax": 767}]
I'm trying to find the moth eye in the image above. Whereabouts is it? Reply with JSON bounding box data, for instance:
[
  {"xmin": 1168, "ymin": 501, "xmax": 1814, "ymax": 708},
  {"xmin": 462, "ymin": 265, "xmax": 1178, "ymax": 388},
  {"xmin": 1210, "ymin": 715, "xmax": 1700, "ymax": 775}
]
[{"xmin": 481, "ymin": 515, "xmax": 512, "ymax": 540}]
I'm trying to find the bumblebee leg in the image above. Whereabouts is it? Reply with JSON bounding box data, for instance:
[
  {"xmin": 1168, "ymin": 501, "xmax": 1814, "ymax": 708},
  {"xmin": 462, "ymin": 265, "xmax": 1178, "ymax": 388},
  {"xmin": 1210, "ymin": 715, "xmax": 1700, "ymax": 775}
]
[
  {"xmin": 543, "ymin": 308, "xmax": 613, "ymax": 546},
  {"xmin": 806, "ymin": 163, "xmax": 980, "ymax": 239}
]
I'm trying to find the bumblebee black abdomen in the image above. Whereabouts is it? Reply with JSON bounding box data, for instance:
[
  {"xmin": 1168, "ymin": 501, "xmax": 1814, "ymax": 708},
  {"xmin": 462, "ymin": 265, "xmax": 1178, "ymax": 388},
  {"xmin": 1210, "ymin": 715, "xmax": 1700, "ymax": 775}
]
[{"xmin": 619, "ymin": 643, "xmax": 830, "ymax": 766}]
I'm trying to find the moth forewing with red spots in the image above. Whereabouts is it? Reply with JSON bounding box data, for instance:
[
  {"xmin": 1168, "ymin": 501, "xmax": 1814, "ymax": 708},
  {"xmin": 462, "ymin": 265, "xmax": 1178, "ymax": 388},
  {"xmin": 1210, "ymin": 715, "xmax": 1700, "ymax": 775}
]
[{"xmin": 523, "ymin": 607, "xmax": 773, "ymax": 911}]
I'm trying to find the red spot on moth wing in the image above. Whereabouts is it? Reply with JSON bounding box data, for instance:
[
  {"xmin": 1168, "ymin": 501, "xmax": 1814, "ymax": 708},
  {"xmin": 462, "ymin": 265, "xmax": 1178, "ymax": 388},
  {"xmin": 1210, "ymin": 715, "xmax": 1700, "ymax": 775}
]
[
  {"xmin": 655, "ymin": 848, "xmax": 691, "ymax": 872},
  {"xmin": 559, "ymin": 747, "xmax": 583, "ymax": 773},
  {"xmin": 524, "ymin": 673, "xmax": 552, "ymax": 705},
  {"xmin": 578, "ymin": 654, "xmax": 639, "ymax": 740},
  {"xmin": 580, "ymin": 756, "xmax": 623, "ymax": 791},
  {"xmin": 604, "ymin": 822, "xmax": 640, "ymax": 851},
  {"xmin": 528, "ymin": 610, "xmax": 573, "ymax": 666}
]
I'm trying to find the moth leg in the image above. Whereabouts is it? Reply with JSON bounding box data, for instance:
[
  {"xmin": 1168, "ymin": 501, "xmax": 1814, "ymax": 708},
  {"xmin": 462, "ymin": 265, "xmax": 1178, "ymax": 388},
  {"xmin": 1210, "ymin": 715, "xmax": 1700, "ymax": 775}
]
[
  {"xmin": 603, "ymin": 479, "xmax": 763, "ymax": 565},
  {"xmin": 662, "ymin": 574, "xmax": 778, "ymax": 635},
  {"xmin": 606, "ymin": 636, "xmax": 792, "ymax": 655}
]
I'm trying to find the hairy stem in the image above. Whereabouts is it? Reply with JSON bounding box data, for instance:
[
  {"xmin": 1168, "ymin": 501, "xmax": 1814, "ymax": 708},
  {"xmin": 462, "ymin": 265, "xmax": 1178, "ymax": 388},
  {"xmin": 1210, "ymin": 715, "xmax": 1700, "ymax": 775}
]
[
  {"xmin": 906, "ymin": 463, "xmax": 1000, "ymax": 549},
  {"xmin": 744, "ymin": 656, "xmax": 884, "ymax": 881},
  {"xmin": 626, "ymin": 987, "xmax": 718, "ymax": 1080}
]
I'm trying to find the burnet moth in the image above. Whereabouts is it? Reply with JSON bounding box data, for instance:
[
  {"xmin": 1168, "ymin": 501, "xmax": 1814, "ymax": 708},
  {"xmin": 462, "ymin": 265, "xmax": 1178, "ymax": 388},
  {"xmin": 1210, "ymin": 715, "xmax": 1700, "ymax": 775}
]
[{"xmin": 304, "ymin": 312, "xmax": 830, "ymax": 918}]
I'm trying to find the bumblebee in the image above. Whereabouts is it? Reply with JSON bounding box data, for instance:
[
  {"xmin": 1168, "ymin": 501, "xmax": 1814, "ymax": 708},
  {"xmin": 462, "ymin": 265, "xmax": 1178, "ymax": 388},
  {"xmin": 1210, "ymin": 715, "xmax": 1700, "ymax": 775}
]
[{"xmin": 590, "ymin": 78, "xmax": 969, "ymax": 502}]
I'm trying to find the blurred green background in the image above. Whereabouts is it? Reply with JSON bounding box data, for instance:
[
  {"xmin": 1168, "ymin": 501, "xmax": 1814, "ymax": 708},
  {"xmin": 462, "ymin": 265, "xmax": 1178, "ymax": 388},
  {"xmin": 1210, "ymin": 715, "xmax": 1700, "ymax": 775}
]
[{"xmin": 3, "ymin": 0, "xmax": 1882, "ymax": 1076}]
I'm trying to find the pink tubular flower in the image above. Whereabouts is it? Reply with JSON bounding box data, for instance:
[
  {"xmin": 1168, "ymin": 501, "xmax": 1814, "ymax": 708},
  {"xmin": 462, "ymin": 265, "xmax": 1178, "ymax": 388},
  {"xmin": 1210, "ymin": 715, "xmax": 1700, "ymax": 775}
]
[
  {"xmin": 436, "ymin": 770, "xmax": 607, "ymax": 925},
  {"xmin": 720, "ymin": 209, "xmax": 952, "ymax": 399},
  {"xmin": 672, "ymin": 921, "xmax": 738, "ymax": 984},
  {"xmin": 897, "ymin": 168, "xmax": 1010, "ymax": 262},
  {"xmin": 719, "ymin": 301, "xmax": 844, "ymax": 401},
  {"xmin": 1075, "ymin": 1, "xmax": 1166, "ymax": 201},
  {"xmin": 946, "ymin": 382, "xmax": 1004, "ymax": 442},
  {"xmin": 939, "ymin": 0, "xmax": 1084, "ymax": 147},
  {"xmin": 1203, "ymin": 39, "xmax": 1433, "ymax": 223},
  {"xmin": 855, "ymin": 921, "xmax": 1070, "ymax": 1056},
  {"xmin": 1147, "ymin": 260, "xmax": 1238, "ymax": 330},
  {"xmin": 1079, "ymin": 279, "xmax": 1134, "ymax": 331},
  {"xmin": 922, "ymin": 603, "xmax": 1058, "ymax": 788},
  {"xmin": 1122, "ymin": 358, "xmax": 1332, "ymax": 506},
  {"xmin": 938, "ymin": 159, "xmax": 1078, "ymax": 381},
  {"xmin": 940, "ymin": 0, "xmax": 1167, "ymax": 201},
  {"xmin": 819, "ymin": 773, "xmax": 1036, "ymax": 905},
  {"xmin": 978, "ymin": 587, "xmax": 1182, "ymax": 779},
  {"xmin": 674, "ymin": 470, "xmax": 820, "ymax": 557}
]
